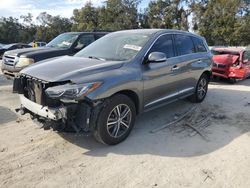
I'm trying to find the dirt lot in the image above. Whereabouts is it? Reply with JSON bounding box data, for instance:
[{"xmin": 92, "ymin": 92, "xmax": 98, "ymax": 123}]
[{"xmin": 1, "ymin": 69, "xmax": 250, "ymax": 188}]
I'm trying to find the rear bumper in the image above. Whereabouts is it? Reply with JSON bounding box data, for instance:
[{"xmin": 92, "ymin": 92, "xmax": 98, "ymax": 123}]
[{"xmin": 19, "ymin": 94, "xmax": 66, "ymax": 120}]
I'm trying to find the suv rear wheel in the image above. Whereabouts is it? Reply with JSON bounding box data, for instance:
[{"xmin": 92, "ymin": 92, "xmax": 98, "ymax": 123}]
[
  {"xmin": 94, "ymin": 94, "xmax": 136, "ymax": 145},
  {"xmin": 189, "ymin": 73, "xmax": 209, "ymax": 103}
]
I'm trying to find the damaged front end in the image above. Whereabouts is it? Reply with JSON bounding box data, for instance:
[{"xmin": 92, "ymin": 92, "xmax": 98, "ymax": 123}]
[
  {"xmin": 212, "ymin": 54, "xmax": 245, "ymax": 79},
  {"xmin": 13, "ymin": 75, "xmax": 103, "ymax": 133}
]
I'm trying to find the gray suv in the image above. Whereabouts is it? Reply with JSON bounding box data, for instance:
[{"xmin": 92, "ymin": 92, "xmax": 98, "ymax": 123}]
[{"xmin": 13, "ymin": 29, "xmax": 212, "ymax": 145}]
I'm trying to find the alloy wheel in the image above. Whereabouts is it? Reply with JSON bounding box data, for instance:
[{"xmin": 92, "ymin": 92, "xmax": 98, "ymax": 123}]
[
  {"xmin": 106, "ymin": 104, "xmax": 132, "ymax": 138},
  {"xmin": 197, "ymin": 78, "xmax": 207, "ymax": 100}
]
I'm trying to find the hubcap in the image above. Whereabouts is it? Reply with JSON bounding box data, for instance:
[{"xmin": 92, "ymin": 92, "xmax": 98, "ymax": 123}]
[
  {"xmin": 197, "ymin": 78, "xmax": 207, "ymax": 99},
  {"xmin": 106, "ymin": 104, "xmax": 132, "ymax": 138}
]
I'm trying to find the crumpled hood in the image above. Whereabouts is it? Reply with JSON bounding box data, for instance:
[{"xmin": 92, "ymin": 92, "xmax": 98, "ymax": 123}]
[
  {"xmin": 21, "ymin": 56, "xmax": 124, "ymax": 82},
  {"xmin": 213, "ymin": 54, "xmax": 239, "ymax": 65}
]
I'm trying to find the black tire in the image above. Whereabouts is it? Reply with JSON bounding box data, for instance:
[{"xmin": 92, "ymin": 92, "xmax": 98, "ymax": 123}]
[
  {"xmin": 189, "ymin": 73, "xmax": 209, "ymax": 103},
  {"xmin": 229, "ymin": 78, "xmax": 236, "ymax": 84},
  {"xmin": 94, "ymin": 94, "xmax": 136, "ymax": 145}
]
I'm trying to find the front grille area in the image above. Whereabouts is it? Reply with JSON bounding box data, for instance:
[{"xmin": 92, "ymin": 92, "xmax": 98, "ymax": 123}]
[
  {"xmin": 19, "ymin": 75, "xmax": 69, "ymax": 107},
  {"xmin": 213, "ymin": 63, "xmax": 226, "ymax": 68},
  {"xmin": 3, "ymin": 55, "xmax": 17, "ymax": 66},
  {"xmin": 213, "ymin": 70, "xmax": 225, "ymax": 74}
]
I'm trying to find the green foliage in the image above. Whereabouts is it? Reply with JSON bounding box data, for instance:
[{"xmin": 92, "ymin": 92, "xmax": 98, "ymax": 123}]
[
  {"xmin": 72, "ymin": 2, "xmax": 99, "ymax": 31},
  {"xmin": 0, "ymin": 17, "xmax": 20, "ymax": 43},
  {"xmin": 191, "ymin": 0, "xmax": 250, "ymax": 45},
  {"xmin": 36, "ymin": 12, "xmax": 72, "ymax": 41},
  {"xmin": 146, "ymin": 0, "xmax": 189, "ymax": 30},
  {"xmin": 0, "ymin": 0, "xmax": 250, "ymax": 46},
  {"xmin": 72, "ymin": 0, "xmax": 141, "ymax": 31}
]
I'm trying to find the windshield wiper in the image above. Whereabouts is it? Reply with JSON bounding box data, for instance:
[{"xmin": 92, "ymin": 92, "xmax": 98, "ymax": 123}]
[{"xmin": 88, "ymin": 56, "xmax": 106, "ymax": 61}]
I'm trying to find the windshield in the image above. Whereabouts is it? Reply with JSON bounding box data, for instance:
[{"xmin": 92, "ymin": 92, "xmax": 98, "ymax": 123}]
[
  {"xmin": 3, "ymin": 44, "xmax": 14, "ymax": 49},
  {"xmin": 46, "ymin": 33, "xmax": 78, "ymax": 48},
  {"xmin": 75, "ymin": 32, "xmax": 152, "ymax": 61}
]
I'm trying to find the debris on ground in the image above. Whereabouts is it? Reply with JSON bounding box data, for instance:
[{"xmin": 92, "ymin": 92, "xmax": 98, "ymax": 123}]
[
  {"xmin": 201, "ymin": 169, "xmax": 215, "ymax": 182},
  {"xmin": 0, "ymin": 147, "xmax": 8, "ymax": 152},
  {"xmin": 211, "ymin": 113, "xmax": 227, "ymax": 120},
  {"xmin": 150, "ymin": 106, "xmax": 197, "ymax": 133},
  {"xmin": 16, "ymin": 117, "xmax": 25, "ymax": 123},
  {"xmin": 244, "ymin": 102, "xmax": 250, "ymax": 107},
  {"xmin": 149, "ymin": 106, "xmax": 223, "ymax": 141}
]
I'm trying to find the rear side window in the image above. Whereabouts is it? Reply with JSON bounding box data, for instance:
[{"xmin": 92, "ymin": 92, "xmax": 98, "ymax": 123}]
[
  {"xmin": 95, "ymin": 34, "xmax": 105, "ymax": 40},
  {"xmin": 192, "ymin": 37, "xmax": 207, "ymax": 52},
  {"xmin": 175, "ymin": 34, "xmax": 195, "ymax": 56},
  {"xmin": 148, "ymin": 34, "xmax": 175, "ymax": 58},
  {"xmin": 243, "ymin": 51, "xmax": 250, "ymax": 62},
  {"xmin": 75, "ymin": 34, "xmax": 95, "ymax": 48}
]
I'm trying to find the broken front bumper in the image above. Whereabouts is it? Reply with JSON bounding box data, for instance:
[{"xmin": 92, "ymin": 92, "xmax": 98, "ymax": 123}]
[
  {"xmin": 19, "ymin": 94, "xmax": 66, "ymax": 120},
  {"xmin": 212, "ymin": 67, "xmax": 247, "ymax": 79}
]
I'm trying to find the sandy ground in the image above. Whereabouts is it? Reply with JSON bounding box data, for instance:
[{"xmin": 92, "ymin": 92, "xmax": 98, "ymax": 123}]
[{"xmin": 1, "ymin": 68, "xmax": 250, "ymax": 188}]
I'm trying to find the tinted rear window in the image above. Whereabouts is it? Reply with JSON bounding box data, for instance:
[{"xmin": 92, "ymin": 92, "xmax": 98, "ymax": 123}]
[
  {"xmin": 175, "ymin": 34, "xmax": 195, "ymax": 56},
  {"xmin": 95, "ymin": 34, "xmax": 106, "ymax": 39},
  {"xmin": 192, "ymin": 37, "xmax": 207, "ymax": 52}
]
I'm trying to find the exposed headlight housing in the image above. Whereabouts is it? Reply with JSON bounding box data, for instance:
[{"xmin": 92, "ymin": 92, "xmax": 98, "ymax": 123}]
[
  {"xmin": 15, "ymin": 57, "xmax": 34, "ymax": 68},
  {"xmin": 45, "ymin": 82, "xmax": 102, "ymax": 100}
]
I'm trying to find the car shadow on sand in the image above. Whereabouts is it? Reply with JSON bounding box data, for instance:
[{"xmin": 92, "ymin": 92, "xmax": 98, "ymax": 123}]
[
  {"xmin": 210, "ymin": 76, "xmax": 250, "ymax": 86},
  {"xmin": 0, "ymin": 74, "xmax": 13, "ymax": 86},
  {"xmin": 58, "ymin": 83, "xmax": 250, "ymax": 158},
  {"xmin": 0, "ymin": 106, "xmax": 18, "ymax": 124}
]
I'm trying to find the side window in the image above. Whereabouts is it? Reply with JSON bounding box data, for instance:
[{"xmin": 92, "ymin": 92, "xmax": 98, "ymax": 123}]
[
  {"xmin": 148, "ymin": 34, "xmax": 175, "ymax": 58},
  {"xmin": 9, "ymin": 45, "xmax": 16, "ymax": 50},
  {"xmin": 243, "ymin": 51, "xmax": 250, "ymax": 62},
  {"xmin": 192, "ymin": 37, "xmax": 207, "ymax": 53},
  {"xmin": 95, "ymin": 34, "xmax": 105, "ymax": 40},
  {"xmin": 75, "ymin": 34, "xmax": 95, "ymax": 49},
  {"xmin": 175, "ymin": 34, "xmax": 195, "ymax": 56}
]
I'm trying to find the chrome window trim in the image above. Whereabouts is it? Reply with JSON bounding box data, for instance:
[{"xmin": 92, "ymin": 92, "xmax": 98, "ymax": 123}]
[{"xmin": 142, "ymin": 32, "xmax": 208, "ymax": 63}]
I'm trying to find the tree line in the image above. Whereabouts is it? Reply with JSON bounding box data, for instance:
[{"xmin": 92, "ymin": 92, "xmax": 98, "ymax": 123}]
[{"xmin": 0, "ymin": 0, "xmax": 250, "ymax": 46}]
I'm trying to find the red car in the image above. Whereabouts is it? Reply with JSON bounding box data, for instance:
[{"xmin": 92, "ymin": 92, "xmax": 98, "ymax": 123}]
[{"xmin": 211, "ymin": 47, "xmax": 250, "ymax": 82}]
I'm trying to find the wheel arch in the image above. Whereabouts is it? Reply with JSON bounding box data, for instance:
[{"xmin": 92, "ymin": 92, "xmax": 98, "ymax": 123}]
[
  {"xmin": 114, "ymin": 90, "xmax": 140, "ymax": 114},
  {"xmin": 202, "ymin": 70, "xmax": 212, "ymax": 81}
]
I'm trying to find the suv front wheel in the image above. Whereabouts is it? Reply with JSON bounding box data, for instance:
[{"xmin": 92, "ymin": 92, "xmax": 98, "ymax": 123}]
[{"xmin": 94, "ymin": 94, "xmax": 136, "ymax": 145}]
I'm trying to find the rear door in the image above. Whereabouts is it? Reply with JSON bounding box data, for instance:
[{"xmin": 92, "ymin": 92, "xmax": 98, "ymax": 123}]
[
  {"xmin": 142, "ymin": 34, "xmax": 183, "ymax": 110},
  {"xmin": 173, "ymin": 34, "xmax": 208, "ymax": 98}
]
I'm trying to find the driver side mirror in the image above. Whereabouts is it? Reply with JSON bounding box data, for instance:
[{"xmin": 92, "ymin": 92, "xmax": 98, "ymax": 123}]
[{"xmin": 147, "ymin": 52, "xmax": 167, "ymax": 63}]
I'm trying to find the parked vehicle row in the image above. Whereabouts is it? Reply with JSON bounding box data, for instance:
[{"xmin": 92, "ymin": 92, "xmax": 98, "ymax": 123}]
[
  {"xmin": 1, "ymin": 32, "xmax": 108, "ymax": 78},
  {"xmin": 0, "ymin": 43, "xmax": 32, "ymax": 59},
  {"xmin": 13, "ymin": 29, "xmax": 212, "ymax": 145},
  {"xmin": 29, "ymin": 41, "xmax": 47, "ymax": 48}
]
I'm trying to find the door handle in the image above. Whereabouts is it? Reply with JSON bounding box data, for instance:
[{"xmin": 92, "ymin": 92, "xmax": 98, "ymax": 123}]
[
  {"xmin": 197, "ymin": 59, "xmax": 202, "ymax": 63},
  {"xmin": 171, "ymin": 65, "xmax": 179, "ymax": 71}
]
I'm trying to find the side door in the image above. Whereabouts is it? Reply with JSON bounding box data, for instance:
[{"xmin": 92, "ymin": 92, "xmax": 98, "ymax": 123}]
[
  {"xmin": 173, "ymin": 34, "xmax": 205, "ymax": 98},
  {"xmin": 72, "ymin": 34, "xmax": 95, "ymax": 54},
  {"xmin": 242, "ymin": 51, "xmax": 250, "ymax": 77},
  {"xmin": 142, "ymin": 34, "xmax": 183, "ymax": 110}
]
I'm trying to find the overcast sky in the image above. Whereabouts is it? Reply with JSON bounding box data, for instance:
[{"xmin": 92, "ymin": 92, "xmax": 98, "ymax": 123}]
[{"xmin": 0, "ymin": 0, "xmax": 151, "ymax": 20}]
